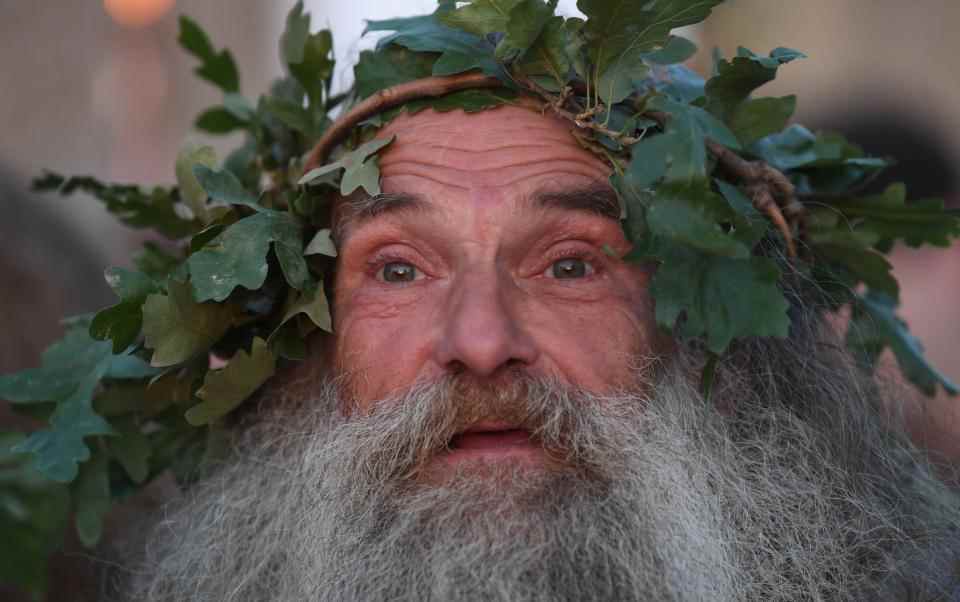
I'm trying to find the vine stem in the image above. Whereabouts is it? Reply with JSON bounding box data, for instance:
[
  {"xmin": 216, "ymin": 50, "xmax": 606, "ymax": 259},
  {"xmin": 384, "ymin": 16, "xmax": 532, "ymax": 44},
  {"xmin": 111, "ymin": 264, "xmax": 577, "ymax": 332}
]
[{"xmin": 303, "ymin": 73, "xmax": 502, "ymax": 171}]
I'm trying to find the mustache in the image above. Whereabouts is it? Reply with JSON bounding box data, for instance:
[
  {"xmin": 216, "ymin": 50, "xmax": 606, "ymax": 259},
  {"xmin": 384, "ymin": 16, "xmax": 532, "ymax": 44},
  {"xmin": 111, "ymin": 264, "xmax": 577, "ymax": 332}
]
[{"xmin": 332, "ymin": 373, "xmax": 648, "ymax": 483}]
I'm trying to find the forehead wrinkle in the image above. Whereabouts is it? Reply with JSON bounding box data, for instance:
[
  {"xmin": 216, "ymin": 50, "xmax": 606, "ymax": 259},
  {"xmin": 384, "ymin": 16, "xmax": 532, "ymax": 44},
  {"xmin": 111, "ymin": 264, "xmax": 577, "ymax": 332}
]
[
  {"xmin": 381, "ymin": 163, "xmax": 610, "ymax": 189},
  {"xmin": 380, "ymin": 146, "xmax": 609, "ymax": 174}
]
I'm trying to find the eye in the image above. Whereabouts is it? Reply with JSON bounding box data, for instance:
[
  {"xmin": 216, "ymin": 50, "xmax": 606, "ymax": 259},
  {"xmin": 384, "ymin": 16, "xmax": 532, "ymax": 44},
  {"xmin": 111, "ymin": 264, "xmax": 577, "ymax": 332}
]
[
  {"xmin": 379, "ymin": 261, "xmax": 420, "ymax": 283},
  {"xmin": 546, "ymin": 257, "xmax": 594, "ymax": 279}
]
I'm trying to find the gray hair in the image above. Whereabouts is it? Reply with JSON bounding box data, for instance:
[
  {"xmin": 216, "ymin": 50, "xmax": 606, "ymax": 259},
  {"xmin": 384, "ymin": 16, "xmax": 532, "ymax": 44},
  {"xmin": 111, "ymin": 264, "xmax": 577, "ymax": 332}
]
[{"xmin": 113, "ymin": 279, "xmax": 960, "ymax": 601}]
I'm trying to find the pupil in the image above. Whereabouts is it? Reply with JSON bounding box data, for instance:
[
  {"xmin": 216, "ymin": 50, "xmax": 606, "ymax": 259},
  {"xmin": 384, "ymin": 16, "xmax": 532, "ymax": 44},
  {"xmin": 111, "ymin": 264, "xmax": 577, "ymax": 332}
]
[
  {"xmin": 384, "ymin": 262, "xmax": 416, "ymax": 282},
  {"xmin": 553, "ymin": 258, "xmax": 586, "ymax": 279}
]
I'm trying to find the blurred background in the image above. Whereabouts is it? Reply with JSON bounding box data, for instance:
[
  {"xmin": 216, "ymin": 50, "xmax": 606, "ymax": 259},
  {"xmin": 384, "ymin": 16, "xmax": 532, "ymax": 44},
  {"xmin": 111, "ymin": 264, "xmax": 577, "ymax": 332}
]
[{"xmin": 0, "ymin": 0, "xmax": 958, "ymax": 598}]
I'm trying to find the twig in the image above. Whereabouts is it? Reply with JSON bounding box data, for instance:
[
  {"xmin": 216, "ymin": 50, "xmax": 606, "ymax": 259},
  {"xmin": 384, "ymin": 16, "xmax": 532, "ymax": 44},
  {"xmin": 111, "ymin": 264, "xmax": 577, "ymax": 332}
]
[
  {"xmin": 303, "ymin": 73, "xmax": 502, "ymax": 171},
  {"xmin": 705, "ymin": 139, "xmax": 803, "ymax": 258}
]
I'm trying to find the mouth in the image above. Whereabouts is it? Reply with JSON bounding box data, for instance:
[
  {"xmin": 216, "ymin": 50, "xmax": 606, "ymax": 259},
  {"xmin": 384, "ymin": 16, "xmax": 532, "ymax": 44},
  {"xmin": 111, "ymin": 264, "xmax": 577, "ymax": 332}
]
[{"xmin": 443, "ymin": 422, "xmax": 542, "ymax": 464}]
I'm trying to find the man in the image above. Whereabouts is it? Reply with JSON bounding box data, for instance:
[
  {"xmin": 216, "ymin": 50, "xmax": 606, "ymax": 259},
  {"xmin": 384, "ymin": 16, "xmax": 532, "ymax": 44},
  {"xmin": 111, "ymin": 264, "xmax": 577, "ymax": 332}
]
[{"xmin": 126, "ymin": 103, "xmax": 960, "ymax": 601}]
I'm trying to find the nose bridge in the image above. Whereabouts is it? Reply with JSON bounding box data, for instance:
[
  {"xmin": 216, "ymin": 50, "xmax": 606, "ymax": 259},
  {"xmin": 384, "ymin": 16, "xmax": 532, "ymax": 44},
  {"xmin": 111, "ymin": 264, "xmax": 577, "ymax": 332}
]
[{"xmin": 436, "ymin": 261, "xmax": 538, "ymax": 377}]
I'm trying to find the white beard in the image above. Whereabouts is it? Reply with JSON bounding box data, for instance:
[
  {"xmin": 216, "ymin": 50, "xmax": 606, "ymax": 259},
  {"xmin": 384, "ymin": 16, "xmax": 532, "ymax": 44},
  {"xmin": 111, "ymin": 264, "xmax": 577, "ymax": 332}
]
[{"xmin": 125, "ymin": 361, "xmax": 960, "ymax": 602}]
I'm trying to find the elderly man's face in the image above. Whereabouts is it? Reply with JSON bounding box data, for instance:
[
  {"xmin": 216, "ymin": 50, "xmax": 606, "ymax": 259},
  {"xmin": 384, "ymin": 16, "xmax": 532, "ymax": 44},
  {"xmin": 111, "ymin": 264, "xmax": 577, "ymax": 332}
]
[{"xmin": 332, "ymin": 105, "xmax": 657, "ymax": 466}]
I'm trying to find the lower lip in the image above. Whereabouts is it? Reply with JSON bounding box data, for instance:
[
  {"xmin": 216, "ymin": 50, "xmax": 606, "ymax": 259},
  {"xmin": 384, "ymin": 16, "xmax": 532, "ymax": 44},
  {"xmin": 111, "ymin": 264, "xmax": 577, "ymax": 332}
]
[{"xmin": 443, "ymin": 429, "xmax": 543, "ymax": 463}]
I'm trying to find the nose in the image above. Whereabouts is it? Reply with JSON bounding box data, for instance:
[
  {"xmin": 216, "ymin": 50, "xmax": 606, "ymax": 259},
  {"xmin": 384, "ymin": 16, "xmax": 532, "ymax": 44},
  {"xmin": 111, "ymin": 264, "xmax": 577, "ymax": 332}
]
[{"xmin": 433, "ymin": 268, "xmax": 539, "ymax": 378}]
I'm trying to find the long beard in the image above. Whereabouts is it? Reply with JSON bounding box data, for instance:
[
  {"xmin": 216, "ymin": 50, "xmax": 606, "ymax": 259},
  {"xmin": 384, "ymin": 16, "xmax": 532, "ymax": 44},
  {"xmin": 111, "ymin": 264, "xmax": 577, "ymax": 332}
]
[{"xmin": 124, "ymin": 358, "xmax": 960, "ymax": 602}]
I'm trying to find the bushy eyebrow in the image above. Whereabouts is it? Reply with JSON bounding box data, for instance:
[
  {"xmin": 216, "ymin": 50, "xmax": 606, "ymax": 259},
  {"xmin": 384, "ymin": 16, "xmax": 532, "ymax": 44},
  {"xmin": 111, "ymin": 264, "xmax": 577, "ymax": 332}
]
[
  {"xmin": 530, "ymin": 183, "xmax": 622, "ymax": 220},
  {"xmin": 334, "ymin": 182, "xmax": 621, "ymax": 243},
  {"xmin": 334, "ymin": 191, "xmax": 430, "ymax": 242}
]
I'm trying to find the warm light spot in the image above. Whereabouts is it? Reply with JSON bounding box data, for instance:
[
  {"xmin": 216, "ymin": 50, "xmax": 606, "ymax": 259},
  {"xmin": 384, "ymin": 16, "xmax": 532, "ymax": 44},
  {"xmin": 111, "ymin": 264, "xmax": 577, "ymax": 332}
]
[{"xmin": 103, "ymin": 0, "xmax": 175, "ymax": 28}]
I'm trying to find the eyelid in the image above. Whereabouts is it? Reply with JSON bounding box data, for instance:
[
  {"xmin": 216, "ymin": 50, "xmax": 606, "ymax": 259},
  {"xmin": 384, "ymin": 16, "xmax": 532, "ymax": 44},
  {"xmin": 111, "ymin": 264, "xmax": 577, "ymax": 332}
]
[
  {"xmin": 541, "ymin": 244, "xmax": 603, "ymax": 279},
  {"xmin": 367, "ymin": 247, "xmax": 431, "ymax": 283}
]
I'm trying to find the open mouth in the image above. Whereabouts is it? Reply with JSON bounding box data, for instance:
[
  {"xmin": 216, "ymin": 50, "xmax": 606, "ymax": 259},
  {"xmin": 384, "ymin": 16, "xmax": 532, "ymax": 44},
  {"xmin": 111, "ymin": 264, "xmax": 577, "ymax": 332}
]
[{"xmin": 448, "ymin": 423, "xmax": 536, "ymax": 451}]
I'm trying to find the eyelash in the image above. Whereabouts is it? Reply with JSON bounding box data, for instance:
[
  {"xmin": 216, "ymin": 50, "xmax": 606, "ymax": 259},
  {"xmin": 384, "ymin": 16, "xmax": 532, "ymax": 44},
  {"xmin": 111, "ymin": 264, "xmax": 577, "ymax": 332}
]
[
  {"xmin": 365, "ymin": 244, "xmax": 606, "ymax": 282},
  {"xmin": 541, "ymin": 246, "xmax": 604, "ymax": 278},
  {"xmin": 367, "ymin": 249, "xmax": 427, "ymax": 283}
]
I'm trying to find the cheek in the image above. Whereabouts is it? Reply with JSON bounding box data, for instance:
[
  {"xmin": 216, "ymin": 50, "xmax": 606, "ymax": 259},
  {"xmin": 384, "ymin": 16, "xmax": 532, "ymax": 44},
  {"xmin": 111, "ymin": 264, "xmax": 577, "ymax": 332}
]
[
  {"xmin": 517, "ymin": 267, "xmax": 657, "ymax": 390},
  {"xmin": 332, "ymin": 283, "xmax": 441, "ymax": 405},
  {"xmin": 528, "ymin": 301, "xmax": 654, "ymax": 389}
]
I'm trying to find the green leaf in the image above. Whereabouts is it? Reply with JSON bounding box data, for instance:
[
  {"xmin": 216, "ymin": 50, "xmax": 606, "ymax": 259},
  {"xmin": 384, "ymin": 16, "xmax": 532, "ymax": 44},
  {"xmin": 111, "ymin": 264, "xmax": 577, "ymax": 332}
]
[
  {"xmin": 286, "ymin": 16, "xmax": 335, "ymax": 108},
  {"xmin": 262, "ymin": 96, "xmax": 314, "ymax": 138},
  {"xmin": 192, "ymin": 164, "xmax": 260, "ymax": 209},
  {"xmin": 368, "ymin": 5, "xmax": 502, "ymax": 79},
  {"xmin": 517, "ymin": 16, "xmax": 573, "ymax": 84},
  {"xmin": 579, "ymin": 0, "xmax": 722, "ymax": 105},
  {"xmin": 186, "ymin": 338, "xmax": 276, "ymax": 425},
  {"xmin": 280, "ymin": 1, "xmax": 310, "ymax": 66},
  {"xmin": 90, "ymin": 268, "xmax": 160, "ymax": 353},
  {"xmin": 280, "ymin": 4, "xmax": 335, "ymax": 107},
  {"xmin": 277, "ymin": 281, "xmax": 332, "ymax": 334},
  {"xmin": 637, "ymin": 97, "xmax": 740, "ymax": 185},
  {"xmin": 178, "ymin": 15, "xmax": 240, "ymax": 93},
  {"xmin": 728, "ymin": 95, "xmax": 796, "ymax": 147},
  {"xmin": 646, "ymin": 181, "xmax": 752, "ymax": 258},
  {"xmin": 651, "ymin": 246, "xmax": 789, "ymax": 354},
  {"xmin": 0, "ymin": 432, "xmax": 70, "ymax": 596},
  {"xmin": 304, "ymin": 228, "xmax": 337, "ymax": 257},
  {"xmin": 496, "ymin": 0, "xmax": 559, "ymax": 62},
  {"xmin": 829, "ymin": 183, "xmax": 960, "ymax": 248},
  {"xmin": 714, "ymin": 179, "xmax": 768, "ymax": 246},
  {"xmin": 439, "ymin": 0, "xmax": 521, "ymax": 36},
  {"xmin": 223, "ymin": 93, "xmax": 255, "ymax": 121},
  {"xmin": 816, "ymin": 243, "xmax": 899, "ymax": 300},
  {"xmin": 107, "ymin": 418, "xmax": 151, "ymax": 483},
  {"xmin": 299, "ymin": 136, "xmax": 395, "ymax": 197},
  {"xmin": 195, "ymin": 107, "xmax": 247, "ymax": 134},
  {"xmin": 33, "ymin": 173, "xmax": 198, "ymax": 239},
  {"xmin": 642, "ymin": 35, "xmax": 697, "ymax": 65},
  {"xmin": 354, "ymin": 46, "xmax": 435, "ymax": 100},
  {"xmin": 71, "ymin": 449, "xmax": 111, "ymax": 547},
  {"xmin": 597, "ymin": 50, "xmax": 650, "ymax": 105},
  {"xmin": 135, "ymin": 242, "xmax": 182, "ymax": 279},
  {"xmin": 848, "ymin": 291, "xmax": 959, "ymax": 396},
  {"xmin": 141, "ymin": 280, "xmax": 236, "ymax": 367},
  {"xmin": 705, "ymin": 46, "xmax": 804, "ymax": 121},
  {"xmin": 187, "ymin": 210, "xmax": 308, "ymax": 302},
  {"xmin": 405, "ymin": 88, "xmax": 514, "ymax": 115},
  {"xmin": 175, "ymin": 144, "xmax": 218, "ymax": 223}
]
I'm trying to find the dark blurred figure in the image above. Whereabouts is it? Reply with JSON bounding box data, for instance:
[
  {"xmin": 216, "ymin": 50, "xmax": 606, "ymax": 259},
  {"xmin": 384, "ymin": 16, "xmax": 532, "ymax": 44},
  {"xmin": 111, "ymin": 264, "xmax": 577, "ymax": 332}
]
[
  {"xmin": 0, "ymin": 169, "xmax": 112, "ymax": 601},
  {"xmin": 818, "ymin": 110, "xmax": 960, "ymax": 464}
]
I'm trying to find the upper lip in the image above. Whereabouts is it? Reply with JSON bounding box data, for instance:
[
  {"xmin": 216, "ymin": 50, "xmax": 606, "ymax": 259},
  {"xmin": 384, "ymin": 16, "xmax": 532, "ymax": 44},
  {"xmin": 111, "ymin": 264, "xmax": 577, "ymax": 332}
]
[{"xmin": 461, "ymin": 421, "xmax": 525, "ymax": 434}]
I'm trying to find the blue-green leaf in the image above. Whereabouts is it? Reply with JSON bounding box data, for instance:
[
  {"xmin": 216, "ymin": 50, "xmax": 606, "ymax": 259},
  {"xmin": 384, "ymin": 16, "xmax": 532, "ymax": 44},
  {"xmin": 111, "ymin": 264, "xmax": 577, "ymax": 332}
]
[
  {"xmin": 368, "ymin": 4, "xmax": 502, "ymax": 78},
  {"xmin": 848, "ymin": 291, "xmax": 959, "ymax": 396}
]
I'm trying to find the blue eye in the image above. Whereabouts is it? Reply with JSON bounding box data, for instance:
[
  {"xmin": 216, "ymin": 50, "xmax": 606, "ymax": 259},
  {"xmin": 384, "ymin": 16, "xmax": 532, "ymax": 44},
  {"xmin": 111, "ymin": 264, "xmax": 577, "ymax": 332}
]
[
  {"xmin": 549, "ymin": 257, "xmax": 592, "ymax": 279},
  {"xmin": 381, "ymin": 261, "xmax": 418, "ymax": 283}
]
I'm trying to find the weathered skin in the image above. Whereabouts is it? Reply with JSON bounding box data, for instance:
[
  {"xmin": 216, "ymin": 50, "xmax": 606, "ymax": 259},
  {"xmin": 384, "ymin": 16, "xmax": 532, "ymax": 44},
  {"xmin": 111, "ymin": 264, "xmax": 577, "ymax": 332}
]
[{"xmin": 333, "ymin": 105, "xmax": 659, "ymax": 410}]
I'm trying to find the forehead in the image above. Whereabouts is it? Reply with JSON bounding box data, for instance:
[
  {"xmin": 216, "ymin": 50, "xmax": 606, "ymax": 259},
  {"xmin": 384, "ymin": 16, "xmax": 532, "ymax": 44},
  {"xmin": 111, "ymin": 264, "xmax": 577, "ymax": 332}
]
[{"xmin": 372, "ymin": 105, "xmax": 612, "ymax": 203}]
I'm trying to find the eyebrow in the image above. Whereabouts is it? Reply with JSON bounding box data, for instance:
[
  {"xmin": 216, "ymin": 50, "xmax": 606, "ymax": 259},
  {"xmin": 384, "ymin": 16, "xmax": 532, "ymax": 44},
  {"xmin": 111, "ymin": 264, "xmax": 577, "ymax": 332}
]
[
  {"xmin": 333, "ymin": 182, "xmax": 622, "ymax": 243},
  {"xmin": 334, "ymin": 191, "xmax": 429, "ymax": 242},
  {"xmin": 530, "ymin": 183, "xmax": 622, "ymax": 220}
]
